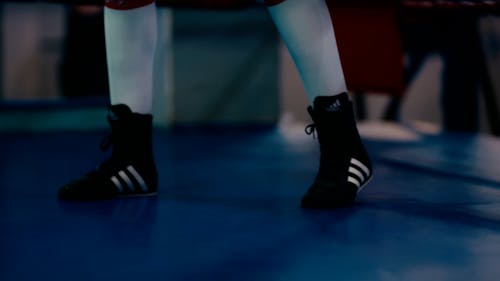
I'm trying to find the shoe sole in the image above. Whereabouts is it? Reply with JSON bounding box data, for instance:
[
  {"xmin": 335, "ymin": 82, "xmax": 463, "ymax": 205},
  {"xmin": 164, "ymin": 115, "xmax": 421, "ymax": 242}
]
[
  {"xmin": 301, "ymin": 174, "xmax": 373, "ymax": 209},
  {"xmin": 117, "ymin": 192, "xmax": 158, "ymax": 198}
]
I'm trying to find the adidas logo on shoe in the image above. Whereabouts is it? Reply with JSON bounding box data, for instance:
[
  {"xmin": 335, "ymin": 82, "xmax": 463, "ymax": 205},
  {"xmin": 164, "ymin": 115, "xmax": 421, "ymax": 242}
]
[{"xmin": 326, "ymin": 99, "xmax": 341, "ymax": 112}]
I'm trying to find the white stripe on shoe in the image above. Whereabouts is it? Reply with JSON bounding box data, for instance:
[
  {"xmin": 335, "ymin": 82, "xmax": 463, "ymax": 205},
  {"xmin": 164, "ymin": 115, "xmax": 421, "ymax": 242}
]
[
  {"xmin": 348, "ymin": 176, "xmax": 361, "ymax": 188},
  {"xmin": 111, "ymin": 176, "xmax": 124, "ymax": 193},
  {"xmin": 348, "ymin": 158, "xmax": 372, "ymax": 193},
  {"xmin": 109, "ymin": 165, "xmax": 151, "ymax": 195},
  {"xmin": 351, "ymin": 158, "xmax": 370, "ymax": 177},
  {"xmin": 118, "ymin": 170, "xmax": 135, "ymax": 192},
  {"xmin": 348, "ymin": 166, "xmax": 365, "ymax": 182},
  {"xmin": 127, "ymin": 165, "xmax": 148, "ymax": 192}
]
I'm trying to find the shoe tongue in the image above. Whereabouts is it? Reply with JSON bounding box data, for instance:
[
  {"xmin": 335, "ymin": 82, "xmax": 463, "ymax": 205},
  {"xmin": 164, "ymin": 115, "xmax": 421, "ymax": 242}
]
[
  {"xmin": 313, "ymin": 92, "xmax": 350, "ymax": 113},
  {"xmin": 108, "ymin": 104, "xmax": 133, "ymax": 121}
]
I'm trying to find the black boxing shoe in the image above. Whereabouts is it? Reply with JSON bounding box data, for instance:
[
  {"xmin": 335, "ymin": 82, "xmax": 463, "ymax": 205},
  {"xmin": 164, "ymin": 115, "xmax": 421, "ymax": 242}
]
[
  {"xmin": 302, "ymin": 93, "xmax": 372, "ymax": 208},
  {"xmin": 58, "ymin": 104, "xmax": 158, "ymax": 200}
]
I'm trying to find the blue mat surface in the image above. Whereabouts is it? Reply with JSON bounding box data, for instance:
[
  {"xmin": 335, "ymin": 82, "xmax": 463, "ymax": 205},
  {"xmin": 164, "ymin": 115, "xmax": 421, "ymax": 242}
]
[{"xmin": 1, "ymin": 128, "xmax": 500, "ymax": 280}]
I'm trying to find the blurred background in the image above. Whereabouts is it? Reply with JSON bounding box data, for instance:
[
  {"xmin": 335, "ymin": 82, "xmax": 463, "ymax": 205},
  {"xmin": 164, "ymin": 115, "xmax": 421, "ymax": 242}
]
[{"xmin": 0, "ymin": 0, "xmax": 499, "ymax": 135}]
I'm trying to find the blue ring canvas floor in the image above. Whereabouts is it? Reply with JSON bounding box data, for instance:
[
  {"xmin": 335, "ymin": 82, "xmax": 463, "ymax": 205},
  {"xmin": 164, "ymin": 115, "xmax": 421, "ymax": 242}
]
[{"xmin": 1, "ymin": 127, "xmax": 500, "ymax": 281}]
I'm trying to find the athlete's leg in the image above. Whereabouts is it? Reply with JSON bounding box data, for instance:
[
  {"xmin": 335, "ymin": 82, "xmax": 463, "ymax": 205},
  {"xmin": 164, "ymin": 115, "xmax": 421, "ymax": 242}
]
[
  {"xmin": 105, "ymin": 0, "xmax": 157, "ymax": 114},
  {"xmin": 267, "ymin": 0, "xmax": 372, "ymax": 208},
  {"xmin": 59, "ymin": 0, "xmax": 159, "ymax": 200},
  {"xmin": 266, "ymin": 0, "xmax": 346, "ymax": 102}
]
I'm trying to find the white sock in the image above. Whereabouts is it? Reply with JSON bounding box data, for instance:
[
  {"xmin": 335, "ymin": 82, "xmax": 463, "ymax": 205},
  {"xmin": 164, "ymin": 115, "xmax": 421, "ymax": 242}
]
[
  {"xmin": 268, "ymin": 0, "xmax": 347, "ymax": 103},
  {"xmin": 104, "ymin": 3, "xmax": 157, "ymax": 115}
]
